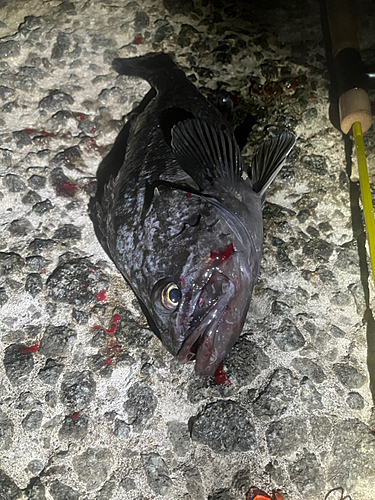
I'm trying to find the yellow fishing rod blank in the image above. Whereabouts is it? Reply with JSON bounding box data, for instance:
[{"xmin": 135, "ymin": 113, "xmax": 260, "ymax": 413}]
[{"xmin": 352, "ymin": 121, "xmax": 375, "ymax": 284}]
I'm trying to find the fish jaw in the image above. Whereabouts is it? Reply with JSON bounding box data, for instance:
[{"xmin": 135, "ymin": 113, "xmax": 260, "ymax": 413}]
[{"xmin": 176, "ymin": 267, "xmax": 251, "ymax": 376}]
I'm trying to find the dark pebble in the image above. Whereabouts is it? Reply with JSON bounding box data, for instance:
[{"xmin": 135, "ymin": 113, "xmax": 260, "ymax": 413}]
[
  {"xmin": 72, "ymin": 308, "xmax": 88, "ymax": 324},
  {"xmin": 33, "ymin": 199, "xmax": 54, "ymax": 214},
  {"xmin": 302, "ymin": 239, "xmax": 334, "ymax": 262},
  {"xmin": 184, "ymin": 466, "xmax": 204, "ymax": 500},
  {"xmin": 45, "ymin": 391, "xmax": 58, "ymax": 407},
  {"xmin": 38, "ymin": 359, "xmax": 65, "ymax": 385},
  {"xmin": 25, "ymin": 273, "xmax": 43, "ymax": 297},
  {"xmin": 15, "ymin": 391, "xmax": 42, "ymax": 410},
  {"xmin": 3, "ymin": 173, "xmax": 27, "ymax": 192},
  {"xmin": 292, "ymin": 357, "xmax": 326, "ymax": 383},
  {"xmin": 53, "ymin": 223, "xmax": 81, "ymax": 241},
  {"xmin": 330, "ymin": 325, "xmax": 346, "ymax": 338},
  {"xmin": 134, "ymin": 11, "xmax": 150, "ymax": 29},
  {"xmin": 167, "ymin": 420, "xmax": 191, "ymax": 456},
  {"xmin": 73, "ymin": 447, "xmax": 112, "ymax": 490},
  {"xmin": 49, "ymin": 480, "xmax": 79, "ymax": 500},
  {"xmin": 225, "ymin": 337, "xmax": 270, "ymax": 388},
  {"xmin": 113, "ymin": 418, "xmax": 130, "ymax": 438},
  {"xmin": 3, "ymin": 344, "xmax": 34, "ymax": 385},
  {"xmin": 189, "ymin": 400, "xmax": 256, "ymax": 453},
  {"xmin": 26, "ymin": 255, "xmax": 48, "ymax": 272},
  {"xmin": 13, "ymin": 130, "xmax": 32, "ymax": 147},
  {"xmin": 316, "ymin": 266, "xmax": 338, "ymax": 286},
  {"xmin": 141, "ymin": 452, "xmax": 172, "ymax": 496},
  {"xmin": 346, "ymin": 391, "xmax": 364, "ymax": 410},
  {"xmin": 0, "ymin": 470, "xmax": 22, "ymax": 499},
  {"xmin": 0, "ymin": 410, "xmax": 14, "ymax": 450},
  {"xmin": 25, "ymin": 477, "xmax": 46, "ymax": 500},
  {"xmin": 120, "ymin": 477, "xmax": 136, "ymax": 491},
  {"xmin": 46, "ymin": 110, "xmax": 72, "ymax": 130},
  {"xmin": 266, "ymin": 417, "xmax": 307, "ymax": 455},
  {"xmin": 288, "ymin": 451, "xmax": 323, "ymax": 496},
  {"xmin": 301, "ymin": 154, "xmax": 328, "ymax": 175},
  {"xmin": 116, "ymin": 308, "xmax": 153, "ymax": 349},
  {"xmin": 60, "ymin": 370, "xmax": 96, "ymax": 409},
  {"xmin": 154, "ymin": 21, "xmax": 175, "ymax": 43},
  {"xmin": 22, "ymin": 410, "xmax": 43, "ymax": 431},
  {"xmin": 28, "ymin": 174, "xmax": 46, "ymax": 190},
  {"xmin": 8, "ymin": 218, "xmax": 33, "ymax": 236},
  {"xmin": 97, "ymin": 481, "xmax": 116, "ymax": 500},
  {"xmin": 22, "ymin": 190, "xmax": 42, "ymax": 205},
  {"xmin": 299, "ymin": 377, "xmax": 322, "ymax": 409},
  {"xmin": 51, "ymin": 32, "xmax": 71, "ymax": 59},
  {"xmin": 28, "ymin": 459, "xmax": 44, "ymax": 476},
  {"xmin": 270, "ymin": 318, "xmax": 305, "ymax": 351},
  {"xmin": 253, "ymin": 369, "xmax": 298, "ymax": 419},
  {"xmin": 123, "ymin": 383, "xmax": 157, "ymax": 430},
  {"xmin": 271, "ymin": 300, "xmax": 290, "ymax": 314},
  {"xmin": 208, "ymin": 488, "xmax": 234, "ymax": 500},
  {"xmin": 39, "ymin": 90, "xmax": 74, "ymax": 112},
  {"xmin": 28, "ymin": 238, "xmax": 55, "ymax": 253},
  {"xmin": 309, "ymin": 415, "xmax": 332, "ymax": 445},
  {"xmin": 0, "ymin": 85, "xmax": 15, "ymax": 100},
  {"xmin": 51, "ymin": 147, "xmax": 81, "ymax": 169},
  {"xmin": 333, "ymin": 363, "xmax": 366, "ymax": 389},
  {"xmin": 328, "ymin": 419, "xmax": 375, "ymax": 491},
  {"xmin": 39, "ymin": 325, "xmax": 76, "ymax": 358},
  {"xmin": 47, "ymin": 258, "xmax": 109, "ymax": 306},
  {"xmin": 232, "ymin": 469, "xmax": 251, "ymax": 494},
  {"xmin": 0, "ymin": 287, "xmax": 9, "ymax": 306},
  {"xmin": 58, "ymin": 413, "xmax": 89, "ymax": 441}
]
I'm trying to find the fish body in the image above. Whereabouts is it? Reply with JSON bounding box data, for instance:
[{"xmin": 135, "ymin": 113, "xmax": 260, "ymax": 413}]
[{"xmin": 91, "ymin": 53, "xmax": 295, "ymax": 376}]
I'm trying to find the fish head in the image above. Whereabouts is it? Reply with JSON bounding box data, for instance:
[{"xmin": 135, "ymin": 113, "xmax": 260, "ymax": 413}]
[{"xmin": 131, "ymin": 184, "xmax": 261, "ymax": 376}]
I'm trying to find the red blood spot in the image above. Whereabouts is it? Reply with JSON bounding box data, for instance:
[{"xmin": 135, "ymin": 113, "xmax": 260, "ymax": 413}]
[
  {"xmin": 180, "ymin": 278, "xmax": 186, "ymax": 286},
  {"xmin": 41, "ymin": 130, "xmax": 56, "ymax": 137},
  {"xmin": 78, "ymin": 113, "xmax": 86, "ymax": 120},
  {"xmin": 96, "ymin": 289, "xmax": 107, "ymax": 302},
  {"xmin": 24, "ymin": 128, "xmax": 36, "ymax": 134},
  {"xmin": 55, "ymin": 181, "xmax": 78, "ymax": 198},
  {"xmin": 221, "ymin": 124, "xmax": 227, "ymax": 130},
  {"xmin": 112, "ymin": 314, "xmax": 121, "ymax": 323},
  {"xmin": 18, "ymin": 344, "xmax": 39, "ymax": 354},
  {"xmin": 210, "ymin": 243, "xmax": 234, "ymax": 262},
  {"xmin": 62, "ymin": 134, "xmax": 68, "ymax": 139},
  {"xmin": 213, "ymin": 362, "xmax": 232, "ymax": 386},
  {"xmin": 90, "ymin": 126, "xmax": 96, "ymax": 134},
  {"xmin": 199, "ymin": 297, "xmax": 204, "ymax": 307},
  {"xmin": 134, "ymin": 36, "xmax": 142, "ymax": 44},
  {"xmin": 106, "ymin": 323, "xmax": 118, "ymax": 335},
  {"xmin": 226, "ymin": 304, "xmax": 231, "ymax": 311},
  {"xmin": 91, "ymin": 313, "xmax": 121, "ymax": 334},
  {"xmin": 186, "ymin": 192, "xmax": 192, "ymax": 197},
  {"xmin": 72, "ymin": 412, "xmax": 79, "ymax": 420},
  {"xmin": 41, "ymin": 268, "xmax": 47, "ymax": 274},
  {"xmin": 105, "ymin": 358, "xmax": 113, "ymax": 365}
]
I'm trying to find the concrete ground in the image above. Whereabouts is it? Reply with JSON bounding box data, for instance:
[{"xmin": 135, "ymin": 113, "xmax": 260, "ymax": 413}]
[{"xmin": 0, "ymin": 0, "xmax": 374, "ymax": 499}]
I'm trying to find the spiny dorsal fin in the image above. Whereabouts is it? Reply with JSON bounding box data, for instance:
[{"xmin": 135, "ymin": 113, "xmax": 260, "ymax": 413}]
[
  {"xmin": 250, "ymin": 130, "xmax": 296, "ymax": 199},
  {"xmin": 171, "ymin": 118, "xmax": 243, "ymax": 190}
]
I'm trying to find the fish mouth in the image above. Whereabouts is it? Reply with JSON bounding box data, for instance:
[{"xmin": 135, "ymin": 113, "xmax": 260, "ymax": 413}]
[{"xmin": 177, "ymin": 270, "xmax": 236, "ymax": 376}]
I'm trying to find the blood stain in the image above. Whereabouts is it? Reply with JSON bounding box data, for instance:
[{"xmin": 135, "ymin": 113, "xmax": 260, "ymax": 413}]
[
  {"xmin": 18, "ymin": 344, "xmax": 39, "ymax": 354},
  {"xmin": 186, "ymin": 192, "xmax": 192, "ymax": 197},
  {"xmin": 134, "ymin": 36, "xmax": 142, "ymax": 44},
  {"xmin": 96, "ymin": 289, "xmax": 107, "ymax": 302},
  {"xmin": 213, "ymin": 361, "xmax": 232, "ymax": 386},
  {"xmin": 210, "ymin": 243, "xmax": 234, "ymax": 262},
  {"xmin": 72, "ymin": 412, "xmax": 80, "ymax": 420},
  {"xmin": 55, "ymin": 181, "xmax": 78, "ymax": 198}
]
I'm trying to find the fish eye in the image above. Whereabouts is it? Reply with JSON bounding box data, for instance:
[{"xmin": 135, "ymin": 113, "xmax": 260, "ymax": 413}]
[{"xmin": 161, "ymin": 283, "xmax": 181, "ymax": 310}]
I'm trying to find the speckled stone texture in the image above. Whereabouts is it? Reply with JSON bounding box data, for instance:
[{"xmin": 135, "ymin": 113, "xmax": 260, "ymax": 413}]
[{"xmin": 0, "ymin": 0, "xmax": 375, "ymax": 499}]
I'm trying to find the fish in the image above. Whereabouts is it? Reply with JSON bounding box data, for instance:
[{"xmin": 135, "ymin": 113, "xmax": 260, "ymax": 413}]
[{"xmin": 90, "ymin": 52, "xmax": 295, "ymax": 376}]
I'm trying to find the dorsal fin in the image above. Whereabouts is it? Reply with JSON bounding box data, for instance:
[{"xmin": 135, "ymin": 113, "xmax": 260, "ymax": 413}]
[
  {"xmin": 171, "ymin": 118, "xmax": 243, "ymax": 190},
  {"xmin": 250, "ymin": 130, "xmax": 296, "ymax": 200}
]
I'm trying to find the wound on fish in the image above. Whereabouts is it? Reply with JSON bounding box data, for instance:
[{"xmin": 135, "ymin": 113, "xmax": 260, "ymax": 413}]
[{"xmin": 210, "ymin": 243, "xmax": 234, "ymax": 262}]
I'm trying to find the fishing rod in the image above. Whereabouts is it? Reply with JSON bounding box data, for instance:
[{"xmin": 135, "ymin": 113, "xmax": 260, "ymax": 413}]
[{"xmin": 326, "ymin": 0, "xmax": 374, "ymax": 282}]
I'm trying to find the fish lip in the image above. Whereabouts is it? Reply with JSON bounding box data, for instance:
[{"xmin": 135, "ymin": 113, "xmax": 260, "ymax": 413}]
[{"xmin": 177, "ymin": 270, "xmax": 235, "ymax": 375}]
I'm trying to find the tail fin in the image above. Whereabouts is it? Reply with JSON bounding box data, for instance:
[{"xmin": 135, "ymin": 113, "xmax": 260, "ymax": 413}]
[{"xmin": 112, "ymin": 52, "xmax": 181, "ymax": 90}]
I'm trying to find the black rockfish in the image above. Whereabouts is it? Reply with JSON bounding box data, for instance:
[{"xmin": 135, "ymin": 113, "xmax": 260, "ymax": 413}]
[{"xmin": 90, "ymin": 53, "xmax": 295, "ymax": 376}]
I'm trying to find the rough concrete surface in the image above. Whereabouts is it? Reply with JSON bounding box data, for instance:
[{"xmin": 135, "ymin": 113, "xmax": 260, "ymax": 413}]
[{"xmin": 0, "ymin": 0, "xmax": 375, "ymax": 499}]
